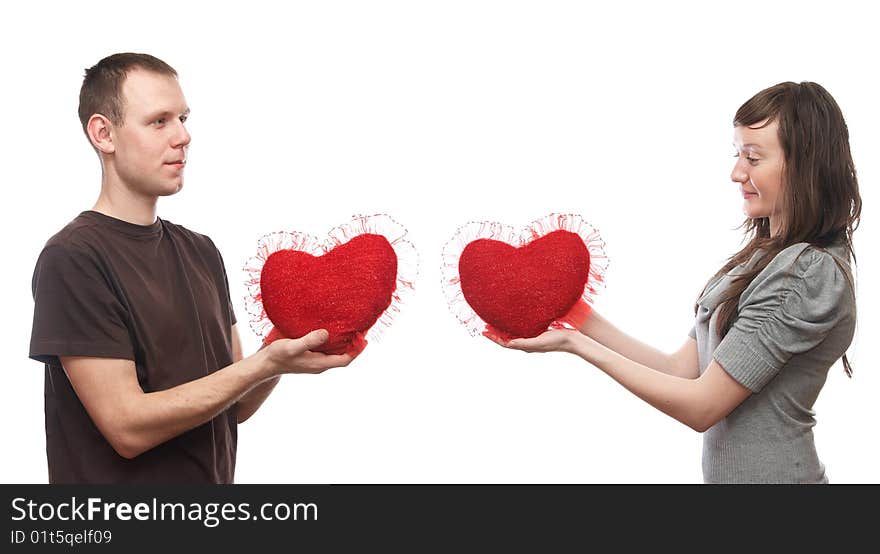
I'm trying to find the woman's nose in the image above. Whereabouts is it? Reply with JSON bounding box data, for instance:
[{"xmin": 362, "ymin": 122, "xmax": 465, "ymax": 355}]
[{"xmin": 730, "ymin": 158, "xmax": 748, "ymax": 184}]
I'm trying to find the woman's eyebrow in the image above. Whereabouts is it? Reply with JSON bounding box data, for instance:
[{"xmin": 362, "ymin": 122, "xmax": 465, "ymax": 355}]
[{"xmin": 734, "ymin": 142, "xmax": 765, "ymax": 152}]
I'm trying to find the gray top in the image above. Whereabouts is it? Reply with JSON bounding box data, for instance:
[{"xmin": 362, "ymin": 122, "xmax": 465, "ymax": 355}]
[{"xmin": 690, "ymin": 241, "xmax": 855, "ymax": 483}]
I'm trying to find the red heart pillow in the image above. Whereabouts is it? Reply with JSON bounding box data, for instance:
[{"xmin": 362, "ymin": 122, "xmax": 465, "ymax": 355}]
[
  {"xmin": 459, "ymin": 230, "xmax": 589, "ymax": 338},
  {"xmin": 443, "ymin": 214, "xmax": 607, "ymax": 340},
  {"xmin": 261, "ymin": 234, "xmax": 397, "ymax": 354},
  {"xmin": 245, "ymin": 215, "xmax": 417, "ymax": 356}
]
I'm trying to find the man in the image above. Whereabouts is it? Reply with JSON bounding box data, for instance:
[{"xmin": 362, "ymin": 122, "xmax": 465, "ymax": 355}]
[{"xmin": 29, "ymin": 53, "xmax": 352, "ymax": 483}]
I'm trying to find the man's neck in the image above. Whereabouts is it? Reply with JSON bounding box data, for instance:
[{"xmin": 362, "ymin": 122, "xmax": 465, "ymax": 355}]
[{"xmin": 92, "ymin": 175, "xmax": 159, "ymax": 226}]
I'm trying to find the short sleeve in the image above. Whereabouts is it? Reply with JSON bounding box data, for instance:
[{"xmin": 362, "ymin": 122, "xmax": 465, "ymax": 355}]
[
  {"xmin": 29, "ymin": 244, "xmax": 134, "ymax": 365},
  {"xmin": 218, "ymin": 249, "xmax": 237, "ymax": 327},
  {"xmin": 688, "ymin": 325, "xmax": 697, "ymax": 339},
  {"xmin": 712, "ymin": 247, "xmax": 852, "ymax": 392},
  {"xmin": 207, "ymin": 239, "xmax": 236, "ymax": 327}
]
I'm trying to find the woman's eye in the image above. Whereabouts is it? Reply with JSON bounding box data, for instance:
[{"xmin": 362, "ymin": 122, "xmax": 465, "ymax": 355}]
[{"xmin": 733, "ymin": 152, "xmax": 759, "ymax": 164}]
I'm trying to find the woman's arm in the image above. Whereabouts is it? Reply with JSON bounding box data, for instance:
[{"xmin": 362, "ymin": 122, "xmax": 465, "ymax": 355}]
[
  {"xmin": 579, "ymin": 310, "xmax": 699, "ymax": 379},
  {"xmin": 498, "ymin": 330, "xmax": 751, "ymax": 432}
]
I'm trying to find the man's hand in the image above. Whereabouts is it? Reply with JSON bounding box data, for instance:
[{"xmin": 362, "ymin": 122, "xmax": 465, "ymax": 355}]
[{"xmin": 261, "ymin": 329, "xmax": 355, "ymax": 375}]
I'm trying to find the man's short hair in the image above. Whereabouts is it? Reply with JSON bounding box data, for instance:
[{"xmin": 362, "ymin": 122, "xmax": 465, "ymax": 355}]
[{"xmin": 78, "ymin": 53, "xmax": 177, "ymax": 136}]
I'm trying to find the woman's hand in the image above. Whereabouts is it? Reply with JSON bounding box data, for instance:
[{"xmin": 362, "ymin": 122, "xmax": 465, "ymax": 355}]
[
  {"xmin": 485, "ymin": 328, "xmax": 580, "ymax": 354},
  {"xmin": 486, "ymin": 328, "xmax": 613, "ymax": 367}
]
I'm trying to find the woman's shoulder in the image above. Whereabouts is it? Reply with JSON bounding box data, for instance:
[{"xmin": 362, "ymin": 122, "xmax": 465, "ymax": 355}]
[
  {"xmin": 745, "ymin": 241, "xmax": 853, "ymax": 304},
  {"xmin": 763, "ymin": 241, "xmax": 850, "ymax": 279}
]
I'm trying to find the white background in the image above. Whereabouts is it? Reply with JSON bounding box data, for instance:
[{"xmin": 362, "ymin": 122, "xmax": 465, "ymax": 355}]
[{"xmin": 1, "ymin": 0, "xmax": 876, "ymax": 483}]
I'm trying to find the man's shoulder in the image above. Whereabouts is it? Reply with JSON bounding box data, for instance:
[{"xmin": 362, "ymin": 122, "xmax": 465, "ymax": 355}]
[
  {"xmin": 42, "ymin": 212, "xmax": 107, "ymax": 253},
  {"xmin": 160, "ymin": 218, "xmax": 219, "ymax": 252},
  {"xmin": 159, "ymin": 219, "xmax": 228, "ymax": 282}
]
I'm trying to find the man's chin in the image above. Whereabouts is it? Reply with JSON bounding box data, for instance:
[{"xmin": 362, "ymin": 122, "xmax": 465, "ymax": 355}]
[{"xmin": 158, "ymin": 182, "xmax": 184, "ymax": 196}]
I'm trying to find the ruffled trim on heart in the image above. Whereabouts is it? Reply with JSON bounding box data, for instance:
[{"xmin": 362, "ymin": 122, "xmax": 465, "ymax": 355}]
[
  {"xmin": 243, "ymin": 231, "xmax": 325, "ymax": 340},
  {"xmin": 243, "ymin": 214, "xmax": 418, "ymax": 345},
  {"xmin": 524, "ymin": 213, "xmax": 609, "ymax": 308},
  {"xmin": 441, "ymin": 213, "xmax": 609, "ymax": 337}
]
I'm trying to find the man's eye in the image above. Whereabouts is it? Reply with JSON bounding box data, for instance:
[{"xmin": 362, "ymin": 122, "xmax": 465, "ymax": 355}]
[
  {"xmin": 179, "ymin": 115, "xmax": 188, "ymax": 123},
  {"xmin": 154, "ymin": 117, "xmax": 166, "ymax": 125}
]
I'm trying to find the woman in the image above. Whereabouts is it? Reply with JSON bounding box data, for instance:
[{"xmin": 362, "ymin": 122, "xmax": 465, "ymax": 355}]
[{"xmin": 493, "ymin": 82, "xmax": 861, "ymax": 483}]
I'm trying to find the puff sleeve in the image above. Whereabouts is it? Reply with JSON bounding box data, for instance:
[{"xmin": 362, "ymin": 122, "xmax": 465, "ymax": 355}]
[{"xmin": 712, "ymin": 246, "xmax": 853, "ymax": 392}]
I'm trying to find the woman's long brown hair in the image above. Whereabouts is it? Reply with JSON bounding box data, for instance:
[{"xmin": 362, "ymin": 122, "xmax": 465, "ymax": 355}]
[{"xmin": 700, "ymin": 82, "xmax": 861, "ymax": 376}]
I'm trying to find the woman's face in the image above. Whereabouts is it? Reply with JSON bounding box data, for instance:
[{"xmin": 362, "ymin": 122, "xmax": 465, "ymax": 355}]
[{"xmin": 731, "ymin": 120, "xmax": 785, "ymax": 235}]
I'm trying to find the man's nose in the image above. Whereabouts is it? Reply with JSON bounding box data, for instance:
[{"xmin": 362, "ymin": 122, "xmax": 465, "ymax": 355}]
[{"xmin": 172, "ymin": 120, "xmax": 191, "ymax": 148}]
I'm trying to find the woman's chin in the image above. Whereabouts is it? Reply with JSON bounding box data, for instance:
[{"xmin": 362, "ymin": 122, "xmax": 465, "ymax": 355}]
[{"xmin": 742, "ymin": 204, "xmax": 768, "ymax": 220}]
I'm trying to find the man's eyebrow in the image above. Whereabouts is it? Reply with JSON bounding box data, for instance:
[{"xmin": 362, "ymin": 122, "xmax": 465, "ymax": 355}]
[{"xmin": 146, "ymin": 107, "xmax": 191, "ymax": 120}]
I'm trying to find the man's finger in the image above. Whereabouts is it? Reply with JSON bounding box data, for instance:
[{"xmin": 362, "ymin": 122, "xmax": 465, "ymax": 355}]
[
  {"xmin": 299, "ymin": 354, "xmax": 351, "ymax": 373},
  {"xmin": 298, "ymin": 329, "xmax": 330, "ymax": 351},
  {"xmin": 316, "ymin": 354, "xmax": 353, "ymax": 368}
]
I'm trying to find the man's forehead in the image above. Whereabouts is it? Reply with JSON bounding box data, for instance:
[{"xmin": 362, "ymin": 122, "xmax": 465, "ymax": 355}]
[{"xmin": 121, "ymin": 68, "xmax": 187, "ymax": 114}]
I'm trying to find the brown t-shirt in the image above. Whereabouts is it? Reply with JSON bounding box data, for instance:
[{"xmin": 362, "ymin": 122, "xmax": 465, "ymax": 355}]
[{"xmin": 29, "ymin": 211, "xmax": 238, "ymax": 483}]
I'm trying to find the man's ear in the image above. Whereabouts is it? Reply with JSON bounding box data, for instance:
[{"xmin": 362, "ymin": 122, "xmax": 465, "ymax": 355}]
[{"xmin": 87, "ymin": 114, "xmax": 115, "ymax": 154}]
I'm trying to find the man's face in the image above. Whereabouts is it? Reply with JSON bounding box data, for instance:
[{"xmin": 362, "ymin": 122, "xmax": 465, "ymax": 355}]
[{"xmin": 109, "ymin": 68, "xmax": 191, "ymax": 197}]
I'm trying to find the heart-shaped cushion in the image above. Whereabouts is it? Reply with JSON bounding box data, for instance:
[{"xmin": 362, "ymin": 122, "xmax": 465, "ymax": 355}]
[
  {"xmin": 442, "ymin": 214, "xmax": 607, "ymax": 340},
  {"xmin": 259, "ymin": 233, "xmax": 398, "ymax": 355},
  {"xmin": 458, "ymin": 230, "xmax": 590, "ymax": 338}
]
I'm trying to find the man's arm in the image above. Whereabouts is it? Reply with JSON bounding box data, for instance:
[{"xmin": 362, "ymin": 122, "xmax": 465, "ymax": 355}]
[
  {"xmin": 60, "ymin": 329, "xmax": 348, "ymax": 459},
  {"xmin": 232, "ymin": 325, "xmax": 281, "ymax": 423},
  {"xmin": 578, "ymin": 310, "xmax": 699, "ymax": 379}
]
